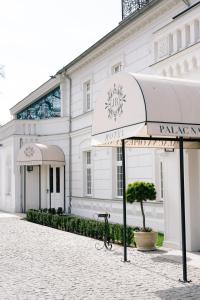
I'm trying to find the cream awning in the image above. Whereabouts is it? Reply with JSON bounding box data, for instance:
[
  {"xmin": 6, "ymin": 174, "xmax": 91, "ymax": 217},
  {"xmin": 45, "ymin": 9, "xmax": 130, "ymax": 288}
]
[
  {"xmin": 92, "ymin": 72, "xmax": 200, "ymax": 148},
  {"xmin": 17, "ymin": 143, "xmax": 65, "ymax": 166}
]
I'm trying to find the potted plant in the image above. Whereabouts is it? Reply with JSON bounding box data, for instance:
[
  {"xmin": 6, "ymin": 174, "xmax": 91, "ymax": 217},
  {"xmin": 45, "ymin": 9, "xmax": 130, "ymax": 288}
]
[{"xmin": 126, "ymin": 181, "xmax": 157, "ymax": 251}]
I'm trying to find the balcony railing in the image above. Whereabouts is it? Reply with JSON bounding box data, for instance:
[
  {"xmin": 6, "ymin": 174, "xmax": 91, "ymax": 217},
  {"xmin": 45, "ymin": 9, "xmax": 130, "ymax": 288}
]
[{"xmin": 122, "ymin": 0, "xmax": 151, "ymax": 19}]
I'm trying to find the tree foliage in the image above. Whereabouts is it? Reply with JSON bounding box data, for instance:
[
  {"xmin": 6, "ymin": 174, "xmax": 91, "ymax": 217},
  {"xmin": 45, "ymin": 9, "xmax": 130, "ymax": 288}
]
[
  {"xmin": 126, "ymin": 181, "xmax": 156, "ymax": 231},
  {"xmin": 126, "ymin": 181, "xmax": 156, "ymax": 203}
]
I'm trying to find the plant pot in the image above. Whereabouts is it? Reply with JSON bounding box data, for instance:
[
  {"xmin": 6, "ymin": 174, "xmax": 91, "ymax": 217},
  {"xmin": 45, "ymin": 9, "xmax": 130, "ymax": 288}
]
[{"xmin": 134, "ymin": 231, "xmax": 157, "ymax": 251}]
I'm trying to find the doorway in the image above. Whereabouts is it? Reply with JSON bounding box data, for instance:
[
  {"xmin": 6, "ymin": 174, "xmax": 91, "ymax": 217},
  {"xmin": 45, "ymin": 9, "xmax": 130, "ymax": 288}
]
[{"xmin": 49, "ymin": 166, "xmax": 64, "ymax": 209}]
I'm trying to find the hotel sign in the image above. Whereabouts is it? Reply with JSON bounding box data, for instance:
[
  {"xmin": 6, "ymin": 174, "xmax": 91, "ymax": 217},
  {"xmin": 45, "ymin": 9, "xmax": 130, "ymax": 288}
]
[{"xmin": 148, "ymin": 123, "xmax": 200, "ymax": 138}]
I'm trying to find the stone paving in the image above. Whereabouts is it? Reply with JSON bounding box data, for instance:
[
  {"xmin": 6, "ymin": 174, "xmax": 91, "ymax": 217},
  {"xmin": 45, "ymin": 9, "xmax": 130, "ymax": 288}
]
[{"xmin": 0, "ymin": 213, "xmax": 200, "ymax": 299}]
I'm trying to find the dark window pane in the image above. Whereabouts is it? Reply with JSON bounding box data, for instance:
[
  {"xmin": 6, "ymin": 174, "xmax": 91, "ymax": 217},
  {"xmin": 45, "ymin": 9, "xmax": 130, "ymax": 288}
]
[
  {"xmin": 56, "ymin": 167, "xmax": 60, "ymax": 193},
  {"xmin": 50, "ymin": 167, "xmax": 53, "ymax": 193},
  {"xmin": 17, "ymin": 87, "xmax": 61, "ymax": 120}
]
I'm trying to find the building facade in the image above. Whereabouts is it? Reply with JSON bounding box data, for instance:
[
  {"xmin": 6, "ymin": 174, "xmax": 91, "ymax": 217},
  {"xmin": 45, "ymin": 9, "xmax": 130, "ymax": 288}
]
[{"xmin": 1, "ymin": 0, "xmax": 200, "ymax": 250}]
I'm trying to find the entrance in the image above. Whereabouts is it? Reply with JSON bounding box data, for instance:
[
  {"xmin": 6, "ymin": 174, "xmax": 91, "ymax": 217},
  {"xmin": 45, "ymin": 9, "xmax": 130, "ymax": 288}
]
[
  {"xmin": 17, "ymin": 143, "xmax": 65, "ymax": 212},
  {"xmin": 92, "ymin": 72, "xmax": 200, "ymax": 282},
  {"xmin": 49, "ymin": 166, "xmax": 64, "ymax": 209}
]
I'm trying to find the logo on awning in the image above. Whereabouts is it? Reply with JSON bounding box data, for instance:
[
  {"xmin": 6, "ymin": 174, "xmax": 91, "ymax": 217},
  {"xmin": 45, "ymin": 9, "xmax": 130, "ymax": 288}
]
[
  {"xmin": 24, "ymin": 146, "xmax": 35, "ymax": 157},
  {"xmin": 105, "ymin": 83, "xmax": 126, "ymax": 121}
]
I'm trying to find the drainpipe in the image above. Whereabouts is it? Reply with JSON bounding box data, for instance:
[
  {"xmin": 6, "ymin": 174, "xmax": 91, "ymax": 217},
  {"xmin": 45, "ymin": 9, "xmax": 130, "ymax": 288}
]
[{"xmin": 65, "ymin": 73, "xmax": 72, "ymax": 214}]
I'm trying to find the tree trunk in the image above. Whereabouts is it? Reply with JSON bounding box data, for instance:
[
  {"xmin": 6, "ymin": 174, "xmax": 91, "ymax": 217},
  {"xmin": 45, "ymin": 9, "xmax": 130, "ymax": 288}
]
[{"xmin": 140, "ymin": 200, "xmax": 146, "ymax": 231}]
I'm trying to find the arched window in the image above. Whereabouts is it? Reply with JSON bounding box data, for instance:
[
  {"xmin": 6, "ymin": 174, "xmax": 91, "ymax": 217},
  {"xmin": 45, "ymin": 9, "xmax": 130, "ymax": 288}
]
[
  {"xmin": 176, "ymin": 64, "xmax": 181, "ymax": 76},
  {"xmin": 177, "ymin": 30, "xmax": 182, "ymax": 50},
  {"xmin": 194, "ymin": 19, "xmax": 200, "ymax": 42},
  {"xmin": 192, "ymin": 57, "xmax": 198, "ymax": 69},
  {"xmin": 154, "ymin": 42, "xmax": 158, "ymax": 61},
  {"xmin": 184, "ymin": 60, "xmax": 189, "ymax": 73},
  {"xmin": 185, "ymin": 24, "xmax": 191, "ymax": 46},
  {"xmin": 169, "ymin": 66, "xmax": 174, "ymax": 77},
  {"xmin": 169, "ymin": 34, "xmax": 174, "ymax": 55}
]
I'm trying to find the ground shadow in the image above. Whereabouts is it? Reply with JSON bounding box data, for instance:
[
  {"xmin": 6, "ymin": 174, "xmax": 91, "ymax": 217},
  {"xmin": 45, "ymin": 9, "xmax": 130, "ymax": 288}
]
[
  {"xmin": 155, "ymin": 285, "xmax": 200, "ymax": 300},
  {"xmin": 152, "ymin": 254, "xmax": 191, "ymax": 265},
  {"xmin": 141, "ymin": 249, "xmax": 169, "ymax": 254}
]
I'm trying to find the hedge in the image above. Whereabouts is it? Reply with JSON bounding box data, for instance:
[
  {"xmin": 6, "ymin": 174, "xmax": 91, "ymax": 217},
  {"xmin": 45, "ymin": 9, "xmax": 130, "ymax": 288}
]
[{"xmin": 26, "ymin": 209, "xmax": 164, "ymax": 247}]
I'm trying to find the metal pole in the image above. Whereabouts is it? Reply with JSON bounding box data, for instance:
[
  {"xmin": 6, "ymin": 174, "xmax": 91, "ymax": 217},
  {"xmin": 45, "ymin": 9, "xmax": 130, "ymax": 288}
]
[
  {"xmin": 24, "ymin": 166, "xmax": 26, "ymax": 213},
  {"xmin": 179, "ymin": 137, "xmax": 188, "ymax": 282},
  {"xmin": 122, "ymin": 139, "xmax": 127, "ymax": 262},
  {"xmin": 39, "ymin": 165, "xmax": 41, "ymax": 210},
  {"xmin": 64, "ymin": 165, "xmax": 66, "ymax": 212},
  {"xmin": 49, "ymin": 166, "xmax": 51, "ymax": 209}
]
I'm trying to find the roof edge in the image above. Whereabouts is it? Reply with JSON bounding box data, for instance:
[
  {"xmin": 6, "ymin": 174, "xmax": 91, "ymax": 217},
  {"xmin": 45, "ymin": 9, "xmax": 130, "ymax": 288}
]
[{"xmin": 56, "ymin": 0, "xmax": 164, "ymax": 75}]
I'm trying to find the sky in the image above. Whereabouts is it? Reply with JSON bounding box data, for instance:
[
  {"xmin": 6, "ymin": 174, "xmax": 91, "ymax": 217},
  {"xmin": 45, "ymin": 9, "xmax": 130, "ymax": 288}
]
[{"xmin": 0, "ymin": 0, "xmax": 121, "ymax": 124}]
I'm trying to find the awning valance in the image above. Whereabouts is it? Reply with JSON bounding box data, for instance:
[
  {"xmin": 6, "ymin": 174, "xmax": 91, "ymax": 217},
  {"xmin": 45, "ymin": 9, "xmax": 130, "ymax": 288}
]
[
  {"xmin": 92, "ymin": 72, "xmax": 200, "ymax": 147},
  {"xmin": 17, "ymin": 143, "xmax": 65, "ymax": 166}
]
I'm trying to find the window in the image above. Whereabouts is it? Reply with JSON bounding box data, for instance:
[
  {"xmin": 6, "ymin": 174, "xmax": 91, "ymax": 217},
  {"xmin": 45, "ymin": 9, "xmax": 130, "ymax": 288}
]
[
  {"xmin": 168, "ymin": 34, "xmax": 173, "ymax": 55},
  {"xmin": 185, "ymin": 24, "xmax": 190, "ymax": 46},
  {"xmin": 154, "ymin": 42, "xmax": 158, "ymax": 61},
  {"xmin": 160, "ymin": 161, "xmax": 164, "ymax": 200},
  {"xmin": 112, "ymin": 63, "xmax": 122, "ymax": 74},
  {"xmin": 177, "ymin": 30, "xmax": 182, "ymax": 50},
  {"xmin": 50, "ymin": 167, "xmax": 53, "ymax": 193},
  {"xmin": 116, "ymin": 147, "xmax": 123, "ymax": 197},
  {"xmin": 194, "ymin": 19, "xmax": 200, "ymax": 42},
  {"xmin": 17, "ymin": 87, "xmax": 61, "ymax": 120},
  {"xmin": 56, "ymin": 167, "xmax": 60, "ymax": 193},
  {"xmin": 84, "ymin": 81, "xmax": 91, "ymax": 112},
  {"xmin": 85, "ymin": 151, "xmax": 92, "ymax": 196}
]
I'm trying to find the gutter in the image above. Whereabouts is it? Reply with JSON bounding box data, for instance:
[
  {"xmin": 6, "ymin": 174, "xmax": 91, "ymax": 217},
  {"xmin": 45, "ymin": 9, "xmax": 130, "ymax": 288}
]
[{"xmin": 65, "ymin": 74, "xmax": 72, "ymax": 214}]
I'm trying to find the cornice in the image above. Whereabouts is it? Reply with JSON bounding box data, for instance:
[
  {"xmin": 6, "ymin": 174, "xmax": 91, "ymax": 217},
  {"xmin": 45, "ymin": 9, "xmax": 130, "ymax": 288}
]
[
  {"xmin": 70, "ymin": 126, "xmax": 91, "ymax": 138},
  {"xmin": 58, "ymin": 0, "xmax": 180, "ymax": 74}
]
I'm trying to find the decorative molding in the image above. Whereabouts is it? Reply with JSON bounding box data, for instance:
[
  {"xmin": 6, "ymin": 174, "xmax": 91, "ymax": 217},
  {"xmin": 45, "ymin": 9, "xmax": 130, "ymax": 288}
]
[{"xmin": 152, "ymin": 41, "xmax": 200, "ymax": 77}]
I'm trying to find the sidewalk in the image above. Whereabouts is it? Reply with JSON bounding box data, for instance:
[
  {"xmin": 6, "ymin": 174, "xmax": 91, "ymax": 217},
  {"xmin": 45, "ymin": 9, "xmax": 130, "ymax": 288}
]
[{"xmin": 0, "ymin": 211, "xmax": 199, "ymax": 299}]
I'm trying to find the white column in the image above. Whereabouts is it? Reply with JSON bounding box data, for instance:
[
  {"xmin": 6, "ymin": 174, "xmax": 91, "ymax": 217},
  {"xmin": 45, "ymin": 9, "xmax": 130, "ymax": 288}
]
[
  {"xmin": 163, "ymin": 150, "xmax": 182, "ymax": 249},
  {"xmin": 184, "ymin": 149, "xmax": 200, "ymax": 251}
]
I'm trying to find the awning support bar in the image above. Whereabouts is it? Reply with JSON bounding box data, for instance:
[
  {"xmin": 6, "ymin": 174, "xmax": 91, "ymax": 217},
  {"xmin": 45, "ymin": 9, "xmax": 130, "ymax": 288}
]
[
  {"xmin": 179, "ymin": 137, "xmax": 191, "ymax": 283},
  {"xmin": 122, "ymin": 139, "xmax": 128, "ymax": 262}
]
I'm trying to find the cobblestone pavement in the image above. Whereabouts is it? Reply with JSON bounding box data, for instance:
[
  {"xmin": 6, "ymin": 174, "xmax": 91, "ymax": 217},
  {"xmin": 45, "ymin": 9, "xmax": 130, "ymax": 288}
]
[{"xmin": 0, "ymin": 214, "xmax": 200, "ymax": 299}]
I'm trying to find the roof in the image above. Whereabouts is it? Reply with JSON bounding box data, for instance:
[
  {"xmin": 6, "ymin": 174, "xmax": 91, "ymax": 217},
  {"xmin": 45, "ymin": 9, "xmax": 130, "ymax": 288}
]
[{"xmin": 56, "ymin": 0, "xmax": 163, "ymax": 75}]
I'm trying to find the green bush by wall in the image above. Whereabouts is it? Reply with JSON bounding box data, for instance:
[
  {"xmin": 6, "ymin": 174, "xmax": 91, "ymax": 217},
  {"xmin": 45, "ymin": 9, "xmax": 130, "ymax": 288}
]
[{"xmin": 26, "ymin": 209, "xmax": 164, "ymax": 247}]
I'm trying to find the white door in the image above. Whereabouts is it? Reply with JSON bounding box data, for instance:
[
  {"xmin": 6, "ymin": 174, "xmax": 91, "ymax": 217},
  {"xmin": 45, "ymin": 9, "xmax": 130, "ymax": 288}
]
[
  {"xmin": 25, "ymin": 166, "xmax": 39, "ymax": 211},
  {"xmin": 49, "ymin": 166, "xmax": 64, "ymax": 210}
]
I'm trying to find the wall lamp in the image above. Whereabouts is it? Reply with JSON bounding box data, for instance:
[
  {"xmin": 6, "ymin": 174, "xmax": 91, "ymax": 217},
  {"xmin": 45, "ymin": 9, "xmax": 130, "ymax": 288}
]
[
  {"xmin": 27, "ymin": 165, "xmax": 33, "ymax": 172},
  {"xmin": 164, "ymin": 148, "xmax": 174, "ymax": 153}
]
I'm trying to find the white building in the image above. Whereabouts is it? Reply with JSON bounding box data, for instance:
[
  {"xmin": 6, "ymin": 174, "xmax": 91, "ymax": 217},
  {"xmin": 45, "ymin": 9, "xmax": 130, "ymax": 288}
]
[{"xmin": 1, "ymin": 0, "xmax": 200, "ymax": 251}]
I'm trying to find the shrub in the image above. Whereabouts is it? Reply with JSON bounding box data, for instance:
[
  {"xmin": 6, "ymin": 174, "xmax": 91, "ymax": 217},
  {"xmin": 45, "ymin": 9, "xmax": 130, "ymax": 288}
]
[
  {"xmin": 26, "ymin": 209, "xmax": 164, "ymax": 247},
  {"xmin": 57, "ymin": 207, "xmax": 63, "ymax": 215}
]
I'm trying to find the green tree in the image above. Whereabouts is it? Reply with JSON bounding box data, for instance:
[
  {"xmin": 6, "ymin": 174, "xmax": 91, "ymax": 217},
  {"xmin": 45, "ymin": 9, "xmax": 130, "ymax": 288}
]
[{"xmin": 126, "ymin": 181, "xmax": 156, "ymax": 231}]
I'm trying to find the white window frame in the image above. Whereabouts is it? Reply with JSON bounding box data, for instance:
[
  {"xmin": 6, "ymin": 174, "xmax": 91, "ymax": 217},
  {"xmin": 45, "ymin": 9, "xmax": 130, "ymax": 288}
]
[
  {"xmin": 83, "ymin": 80, "xmax": 91, "ymax": 112},
  {"xmin": 112, "ymin": 62, "xmax": 122, "ymax": 75},
  {"xmin": 84, "ymin": 151, "xmax": 92, "ymax": 196},
  {"xmin": 116, "ymin": 147, "xmax": 123, "ymax": 198}
]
